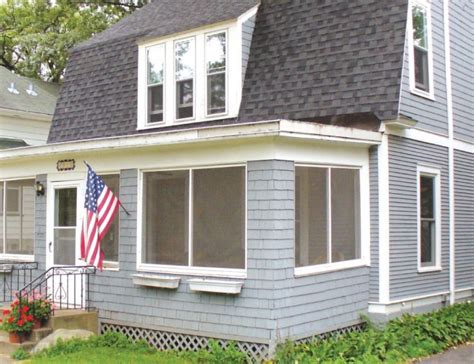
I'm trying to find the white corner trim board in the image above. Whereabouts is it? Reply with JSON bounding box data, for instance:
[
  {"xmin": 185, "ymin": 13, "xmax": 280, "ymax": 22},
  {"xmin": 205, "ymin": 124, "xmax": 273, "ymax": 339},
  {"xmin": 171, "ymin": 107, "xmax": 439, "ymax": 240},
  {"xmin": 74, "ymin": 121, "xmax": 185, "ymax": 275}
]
[
  {"xmin": 188, "ymin": 278, "xmax": 244, "ymax": 294},
  {"xmin": 132, "ymin": 274, "xmax": 181, "ymax": 289}
]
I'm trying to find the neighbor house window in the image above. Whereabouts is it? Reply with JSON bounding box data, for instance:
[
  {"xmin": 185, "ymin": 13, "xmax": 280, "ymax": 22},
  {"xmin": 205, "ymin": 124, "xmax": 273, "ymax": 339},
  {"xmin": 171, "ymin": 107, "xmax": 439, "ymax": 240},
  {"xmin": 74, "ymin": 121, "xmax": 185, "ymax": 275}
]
[
  {"xmin": 206, "ymin": 31, "xmax": 226, "ymax": 115},
  {"xmin": 175, "ymin": 38, "xmax": 195, "ymax": 120},
  {"xmin": 417, "ymin": 167, "xmax": 441, "ymax": 271},
  {"xmin": 100, "ymin": 174, "xmax": 120, "ymax": 263},
  {"xmin": 295, "ymin": 166, "xmax": 361, "ymax": 270},
  {"xmin": 147, "ymin": 44, "xmax": 165, "ymax": 123},
  {"xmin": 141, "ymin": 166, "xmax": 245, "ymax": 273},
  {"xmin": 410, "ymin": 1, "xmax": 433, "ymax": 96},
  {"xmin": 0, "ymin": 179, "xmax": 35, "ymax": 256}
]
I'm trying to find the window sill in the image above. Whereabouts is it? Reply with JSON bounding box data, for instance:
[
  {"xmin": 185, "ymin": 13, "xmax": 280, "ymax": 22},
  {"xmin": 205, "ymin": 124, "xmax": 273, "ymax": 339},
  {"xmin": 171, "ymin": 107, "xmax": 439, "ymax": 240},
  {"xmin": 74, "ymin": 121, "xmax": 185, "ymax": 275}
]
[
  {"xmin": 188, "ymin": 278, "xmax": 243, "ymax": 295},
  {"xmin": 137, "ymin": 264, "xmax": 246, "ymax": 279},
  {"xmin": 103, "ymin": 261, "xmax": 119, "ymax": 271},
  {"xmin": 410, "ymin": 88, "xmax": 435, "ymax": 101},
  {"xmin": 132, "ymin": 274, "xmax": 181, "ymax": 289},
  {"xmin": 0, "ymin": 254, "xmax": 35, "ymax": 263},
  {"xmin": 294, "ymin": 259, "xmax": 368, "ymax": 277},
  {"xmin": 418, "ymin": 266, "xmax": 442, "ymax": 273}
]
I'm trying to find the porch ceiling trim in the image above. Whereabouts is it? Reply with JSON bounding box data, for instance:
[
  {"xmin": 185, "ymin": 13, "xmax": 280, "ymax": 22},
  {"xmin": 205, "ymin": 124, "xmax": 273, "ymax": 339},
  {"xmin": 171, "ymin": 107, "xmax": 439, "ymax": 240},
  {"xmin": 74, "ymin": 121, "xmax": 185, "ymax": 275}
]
[{"xmin": 0, "ymin": 120, "xmax": 382, "ymax": 162}]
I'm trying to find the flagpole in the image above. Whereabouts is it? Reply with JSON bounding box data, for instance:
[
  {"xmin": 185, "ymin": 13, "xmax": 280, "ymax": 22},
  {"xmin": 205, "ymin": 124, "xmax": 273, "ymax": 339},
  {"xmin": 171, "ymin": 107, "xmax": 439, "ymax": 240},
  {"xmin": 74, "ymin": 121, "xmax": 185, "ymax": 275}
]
[{"xmin": 83, "ymin": 160, "xmax": 131, "ymax": 216}]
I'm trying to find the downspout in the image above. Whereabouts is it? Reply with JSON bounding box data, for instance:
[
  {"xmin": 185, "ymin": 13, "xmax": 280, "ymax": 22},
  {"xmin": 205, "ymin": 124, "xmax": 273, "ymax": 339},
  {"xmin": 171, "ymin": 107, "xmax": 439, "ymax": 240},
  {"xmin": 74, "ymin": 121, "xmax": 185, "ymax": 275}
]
[{"xmin": 442, "ymin": 0, "xmax": 455, "ymax": 305}]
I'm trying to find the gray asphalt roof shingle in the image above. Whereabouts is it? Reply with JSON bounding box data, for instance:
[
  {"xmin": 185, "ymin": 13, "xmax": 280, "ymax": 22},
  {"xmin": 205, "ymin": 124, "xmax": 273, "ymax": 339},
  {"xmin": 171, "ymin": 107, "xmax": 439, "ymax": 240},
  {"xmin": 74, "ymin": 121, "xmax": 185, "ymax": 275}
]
[
  {"xmin": 0, "ymin": 66, "xmax": 60, "ymax": 116},
  {"xmin": 48, "ymin": 0, "xmax": 408, "ymax": 144}
]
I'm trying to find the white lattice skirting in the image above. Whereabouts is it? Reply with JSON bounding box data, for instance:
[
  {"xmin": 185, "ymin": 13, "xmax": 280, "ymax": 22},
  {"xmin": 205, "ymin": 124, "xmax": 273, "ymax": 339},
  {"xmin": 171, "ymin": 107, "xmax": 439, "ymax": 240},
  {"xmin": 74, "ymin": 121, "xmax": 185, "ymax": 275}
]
[
  {"xmin": 100, "ymin": 321, "xmax": 365, "ymax": 362},
  {"xmin": 100, "ymin": 322, "xmax": 270, "ymax": 362}
]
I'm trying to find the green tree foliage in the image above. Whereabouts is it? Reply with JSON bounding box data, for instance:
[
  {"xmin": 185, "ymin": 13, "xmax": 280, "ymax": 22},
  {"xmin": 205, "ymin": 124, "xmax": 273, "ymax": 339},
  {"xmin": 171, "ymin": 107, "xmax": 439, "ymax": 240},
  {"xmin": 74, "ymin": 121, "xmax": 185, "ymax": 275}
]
[{"xmin": 0, "ymin": 0, "xmax": 146, "ymax": 82}]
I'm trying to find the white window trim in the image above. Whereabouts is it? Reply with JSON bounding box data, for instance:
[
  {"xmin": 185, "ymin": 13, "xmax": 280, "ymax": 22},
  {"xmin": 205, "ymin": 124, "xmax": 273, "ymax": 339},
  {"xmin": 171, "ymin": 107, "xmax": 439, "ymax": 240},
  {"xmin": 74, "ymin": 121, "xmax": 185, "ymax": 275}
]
[
  {"xmin": 204, "ymin": 29, "xmax": 229, "ymax": 118},
  {"xmin": 137, "ymin": 21, "xmax": 242, "ymax": 130},
  {"xmin": 408, "ymin": 0, "xmax": 435, "ymax": 100},
  {"xmin": 417, "ymin": 165, "xmax": 442, "ymax": 273},
  {"xmin": 174, "ymin": 36, "xmax": 197, "ymax": 123},
  {"xmin": 0, "ymin": 178, "xmax": 36, "ymax": 260},
  {"xmin": 136, "ymin": 164, "xmax": 247, "ymax": 279},
  {"xmin": 293, "ymin": 163, "xmax": 370, "ymax": 277}
]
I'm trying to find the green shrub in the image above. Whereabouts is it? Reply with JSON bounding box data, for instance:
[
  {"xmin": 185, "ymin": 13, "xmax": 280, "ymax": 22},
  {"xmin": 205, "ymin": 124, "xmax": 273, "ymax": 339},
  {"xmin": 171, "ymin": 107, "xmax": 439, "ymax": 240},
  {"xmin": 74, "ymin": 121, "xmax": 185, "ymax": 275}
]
[
  {"xmin": 274, "ymin": 302, "xmax": 474, "ymax": 364},
  {"xmin": 11, "ymin": 347, "xmax": 31, "ymax": 360}
]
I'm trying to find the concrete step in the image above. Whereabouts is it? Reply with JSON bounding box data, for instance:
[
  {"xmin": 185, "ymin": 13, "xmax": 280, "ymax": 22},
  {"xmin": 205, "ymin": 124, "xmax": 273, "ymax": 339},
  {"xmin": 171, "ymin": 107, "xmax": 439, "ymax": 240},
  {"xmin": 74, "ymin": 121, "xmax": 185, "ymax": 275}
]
[
  {"xmin": 30, "ymin": 327, "xmax": 53, "ymax": 342},
  {"xmin": 47, "ymin": 309, "xmax": 98, "ymax": 334},
  {"xmin": 0, "ymin": 337, "xmax": 36, "ymax": 356}
]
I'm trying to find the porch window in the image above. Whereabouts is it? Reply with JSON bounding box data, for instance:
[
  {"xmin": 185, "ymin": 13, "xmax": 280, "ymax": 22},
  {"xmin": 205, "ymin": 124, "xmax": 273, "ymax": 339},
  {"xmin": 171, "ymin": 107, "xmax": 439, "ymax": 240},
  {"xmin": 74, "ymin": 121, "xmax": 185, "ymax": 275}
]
[
  {"xmin": 100, "ymin": 174, "xmax": 120, "ymax": 263},
  {"xmin": 417, "ymin": 166, "xmax": 441, "ymax": 271},
  {"xmin": 410, "ymin": 0, "xmax": 433, "ymax": 97},
  {"xmin": 142, "ymin": 166, "xmax": 245, "ymax": 272},
  {"xmin": 0, "ymin": 179, "xmax": 35, "ymax": 256},
  {"xmin": 295, "ymin": 166, "xmax": 361, "ymax": 269}
]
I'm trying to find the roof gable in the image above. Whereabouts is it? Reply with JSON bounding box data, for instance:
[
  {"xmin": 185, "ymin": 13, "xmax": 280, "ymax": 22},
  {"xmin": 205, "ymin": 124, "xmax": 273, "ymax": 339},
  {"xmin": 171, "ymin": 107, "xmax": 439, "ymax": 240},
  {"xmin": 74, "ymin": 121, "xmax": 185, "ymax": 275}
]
[{"xmin": 77, "ymin": 0, "xmax": 260, "ymax": 51}]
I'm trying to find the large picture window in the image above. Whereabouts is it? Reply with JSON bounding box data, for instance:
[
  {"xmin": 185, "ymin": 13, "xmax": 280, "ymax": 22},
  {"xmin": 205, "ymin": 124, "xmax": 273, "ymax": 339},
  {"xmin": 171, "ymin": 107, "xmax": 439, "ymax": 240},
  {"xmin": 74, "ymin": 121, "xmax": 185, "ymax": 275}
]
[
  {"xmin": 417, "ymin": 166, "xmax": 441, "ymax": 271},
  {"xmin": 141, "ymin": 166, "xmax": 245, "ymax": 274},
  {"xmin": 410, "ymin": 0, "xmax": 433, "ymax": 97},
  {"xmin": 0, "ymin": 179, "xmax": 35, "ymax": 256},
  {"xmin": 295, "ymin": 166, "xmax": 361, "ymax": 271}
]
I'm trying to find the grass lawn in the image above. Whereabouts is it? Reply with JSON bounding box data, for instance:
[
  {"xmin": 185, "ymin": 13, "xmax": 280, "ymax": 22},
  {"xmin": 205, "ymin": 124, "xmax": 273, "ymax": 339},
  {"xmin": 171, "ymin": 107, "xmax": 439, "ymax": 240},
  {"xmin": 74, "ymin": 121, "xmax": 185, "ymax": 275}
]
[{"xmin": 29, "ymin": 347, "xmax": 190, "ymax": 364}]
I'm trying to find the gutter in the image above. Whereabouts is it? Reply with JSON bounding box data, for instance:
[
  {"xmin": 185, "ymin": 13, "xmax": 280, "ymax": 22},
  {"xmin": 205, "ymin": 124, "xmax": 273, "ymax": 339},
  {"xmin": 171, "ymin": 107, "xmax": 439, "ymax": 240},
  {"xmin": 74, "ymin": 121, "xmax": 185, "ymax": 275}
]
[{"xmin": 0, "ymin": 119, "xmax": 382, "ymax": 162}]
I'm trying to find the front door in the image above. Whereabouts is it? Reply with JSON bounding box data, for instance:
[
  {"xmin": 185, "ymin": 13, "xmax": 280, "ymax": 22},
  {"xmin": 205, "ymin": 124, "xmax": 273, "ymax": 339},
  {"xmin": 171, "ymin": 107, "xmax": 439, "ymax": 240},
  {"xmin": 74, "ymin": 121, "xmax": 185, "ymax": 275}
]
[{"xmin": 46, "ymin": 181, "xmax": 84, "ymax": 308}]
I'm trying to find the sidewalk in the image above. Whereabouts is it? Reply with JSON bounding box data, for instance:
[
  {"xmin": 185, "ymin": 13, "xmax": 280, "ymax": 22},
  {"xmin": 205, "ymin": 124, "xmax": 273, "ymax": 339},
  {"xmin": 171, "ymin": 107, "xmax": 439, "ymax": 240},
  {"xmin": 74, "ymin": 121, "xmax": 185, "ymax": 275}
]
[{"xmin": 415, "ymin": 343, "xmax": 473, "ymax": 364}]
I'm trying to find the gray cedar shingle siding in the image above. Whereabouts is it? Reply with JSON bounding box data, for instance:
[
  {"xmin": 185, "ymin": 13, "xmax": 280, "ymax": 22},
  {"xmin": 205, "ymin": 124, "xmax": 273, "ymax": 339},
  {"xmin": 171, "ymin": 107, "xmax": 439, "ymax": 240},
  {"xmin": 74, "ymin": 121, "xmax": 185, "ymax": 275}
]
[
  {"xmin": 454, "ymin": 150, "xmax": 474, "ymax": 289},
  {"xmin": 48, "ymin": 0, "xmax": 408, "ymax": 143},
  {"xmin": 388, "ymin": 136, "xmax": 450, "ymax": 301}
]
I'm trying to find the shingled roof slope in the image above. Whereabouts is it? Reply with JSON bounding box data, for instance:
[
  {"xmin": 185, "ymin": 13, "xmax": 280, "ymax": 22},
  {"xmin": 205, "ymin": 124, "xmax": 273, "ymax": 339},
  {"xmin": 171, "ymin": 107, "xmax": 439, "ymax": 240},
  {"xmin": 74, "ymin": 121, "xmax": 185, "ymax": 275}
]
[
  {"xmin": 48, "ymin": 0, "xmax": 408, "ymax": 144},
  {"xmin": 76, "ymin": 0, "xmax": 260, "ymax": 50},
  {"xmin": 238, "ymin": 0, "xmax": 408, "ymax": 123}
]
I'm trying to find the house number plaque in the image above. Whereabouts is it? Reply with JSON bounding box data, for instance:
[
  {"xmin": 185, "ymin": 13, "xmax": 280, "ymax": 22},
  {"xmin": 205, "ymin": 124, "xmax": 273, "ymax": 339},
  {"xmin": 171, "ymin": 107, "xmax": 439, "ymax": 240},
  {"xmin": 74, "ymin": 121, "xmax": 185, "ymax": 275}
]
[{"xmin": 57, "ymin": 159, "xmax": 75, "ymax": 171}]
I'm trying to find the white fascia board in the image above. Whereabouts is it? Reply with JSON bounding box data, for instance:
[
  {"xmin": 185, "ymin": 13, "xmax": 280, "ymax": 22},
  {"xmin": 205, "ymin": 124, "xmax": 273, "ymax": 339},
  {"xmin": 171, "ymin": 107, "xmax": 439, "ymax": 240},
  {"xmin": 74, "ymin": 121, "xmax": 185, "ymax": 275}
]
[
  {"xmin": 0, "ymin": 120, "xmax": 382, "ymax": 162},
  {"xmin": 0, "ymin": 107, "xmax": 53, "ymax": 122}
]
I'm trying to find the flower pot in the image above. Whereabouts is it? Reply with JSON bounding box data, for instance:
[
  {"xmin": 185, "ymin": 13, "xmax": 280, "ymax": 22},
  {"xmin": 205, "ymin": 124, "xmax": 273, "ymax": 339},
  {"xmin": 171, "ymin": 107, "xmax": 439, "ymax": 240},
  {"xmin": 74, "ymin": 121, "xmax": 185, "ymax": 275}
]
[
  {"xmin": 8, "ymin": 331, "xmax": 23, "ymax": 344},
  {"xmin": 33, "ymin": 319, "xmax": 41, "ymax": 330}
]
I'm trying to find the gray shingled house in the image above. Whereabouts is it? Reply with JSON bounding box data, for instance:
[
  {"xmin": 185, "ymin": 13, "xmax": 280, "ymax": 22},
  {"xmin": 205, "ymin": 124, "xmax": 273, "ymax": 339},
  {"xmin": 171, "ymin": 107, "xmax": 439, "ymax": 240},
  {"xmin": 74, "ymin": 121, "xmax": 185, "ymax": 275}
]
[{"xmin": 0, "ymin": 0, "xmax": 472, "ymax": 359}]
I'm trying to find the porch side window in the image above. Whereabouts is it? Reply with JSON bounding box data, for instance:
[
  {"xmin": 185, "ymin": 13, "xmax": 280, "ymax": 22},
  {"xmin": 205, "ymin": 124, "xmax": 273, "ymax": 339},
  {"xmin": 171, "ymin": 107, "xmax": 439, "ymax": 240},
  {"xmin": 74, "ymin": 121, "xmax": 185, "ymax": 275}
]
[
  {"xmin": 0, "ymin": 180, "xmax": 35, "ymax": 255},
  {"xmin": 411, "ymin": 2, "xmax": 432, "ymax": 93},
  {"xmin": 100, "ymin": 174, "xmax": 120, "ymax": 263},
  {"xmin": 295, "ymin": 166, "xmax": 361, "ymax": 268},
  {"xmin": 175, "ymin": 38, "xmax": 195, "ymax": 120},
  {"xmin": 142, "ymin": 166, "xmax": 245, "ymax": 270},
  {"xmin": 147, "ymin": 44, "xmax": 165, "ymax": 124},
  {"xmin": 206, "ymin": 31, "xmax": 226, "ymax": 115},
  {"xmin": 418, "ymin": 168, "xmax": 440, "ymax": 271}
]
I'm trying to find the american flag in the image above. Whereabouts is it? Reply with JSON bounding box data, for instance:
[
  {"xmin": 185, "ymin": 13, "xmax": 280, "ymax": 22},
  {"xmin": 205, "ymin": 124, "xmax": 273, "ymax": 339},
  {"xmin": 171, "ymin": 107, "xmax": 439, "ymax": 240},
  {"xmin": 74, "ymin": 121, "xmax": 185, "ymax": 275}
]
[{"xmin": 80, "ymin": 164, "xmax": 120, "ymax": 270}]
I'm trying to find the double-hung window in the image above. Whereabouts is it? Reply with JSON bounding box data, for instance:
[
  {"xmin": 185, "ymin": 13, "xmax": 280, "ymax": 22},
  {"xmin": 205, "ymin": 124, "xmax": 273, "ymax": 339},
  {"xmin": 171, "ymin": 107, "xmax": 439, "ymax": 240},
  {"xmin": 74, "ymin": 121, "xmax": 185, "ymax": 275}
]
[
  {"xmin": 175, "ymin": 38, "xmax": 195, "ymax": 120},
  {"xmin": 140, "ymin": 166, "xmax": 246, "ymax": 277},
  {"xmin": 410, "ymin": 0, "xmax": 433, "ymax": 97},
  {"xmin": 417, "ymin": 166, "xmax": 441, "ymax": 272},
  {"xmin": 147, "ymin": 44, "xmax": 165, "ymax": 124},
  {"xmin": 295, "ymin": 166, "xmax": 362, "ymax": 274},
  {"xmin": 0, "ymin": 179, "xmax": 35, "ymax": 256},
  {"xmin": 206, "ymin": 31, "xmax": 227, "ymax": 115}
]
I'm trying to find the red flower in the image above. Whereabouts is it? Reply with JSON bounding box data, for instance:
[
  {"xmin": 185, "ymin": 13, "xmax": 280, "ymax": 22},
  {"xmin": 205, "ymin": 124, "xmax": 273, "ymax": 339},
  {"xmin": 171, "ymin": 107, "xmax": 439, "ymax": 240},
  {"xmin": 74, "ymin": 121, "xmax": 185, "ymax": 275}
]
[
  {"xmin": 22, "ymin": 306, "xmax": 29, "ymax": 313},
  {"xmin": 3, "ymin": 310, "xmax": 10, "ymax": 316},
  {"xmin": 8, "ymin": 317, "xmax": 14, "ymax": 324},
  {"xmin": 26, "ymin": 315, "xmax": 33, "ymax": 322},
  {"xmin": 17, "ymin": 319, "xmax": 24, "ymax": 327}
]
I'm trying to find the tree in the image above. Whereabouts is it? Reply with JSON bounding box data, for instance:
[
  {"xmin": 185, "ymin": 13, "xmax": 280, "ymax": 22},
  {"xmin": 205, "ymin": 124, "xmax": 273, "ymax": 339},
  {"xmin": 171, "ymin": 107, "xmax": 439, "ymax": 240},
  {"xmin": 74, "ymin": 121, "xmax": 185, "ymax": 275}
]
[{"xmin": 0, "ymin": 0, "xmax": 146, "ymax": 82}]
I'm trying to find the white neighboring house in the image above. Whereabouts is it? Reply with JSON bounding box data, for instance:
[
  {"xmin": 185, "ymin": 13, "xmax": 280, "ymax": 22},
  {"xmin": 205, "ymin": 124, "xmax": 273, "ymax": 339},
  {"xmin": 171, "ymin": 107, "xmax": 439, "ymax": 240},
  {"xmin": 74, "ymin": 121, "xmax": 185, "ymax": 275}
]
[{"xmin": 0, "ymin": 66, "xmax": 59, "ymax": 149}]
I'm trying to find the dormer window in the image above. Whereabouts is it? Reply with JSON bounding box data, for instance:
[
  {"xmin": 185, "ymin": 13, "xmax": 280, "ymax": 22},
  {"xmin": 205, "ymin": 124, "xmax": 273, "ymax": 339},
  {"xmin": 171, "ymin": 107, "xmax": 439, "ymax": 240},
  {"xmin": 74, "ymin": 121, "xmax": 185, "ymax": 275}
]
[
  {"xmin": 175, "ymin": 38, "xmax": 195, "ymax": 120},
  {"xmin": 137, "ymin": 5, "xmax": 258, "ymax": 130},
  {"xmin": 409, "ymin": 0, "xmax": 434, "ymax": 99},
  {"xmin": 206, "ymin": 31, "xmax": 227, "ymax": 116},
  {"xmin": 147, "ymin": 44, "xmax": 165, "ymax": 123}
]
